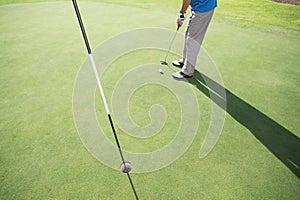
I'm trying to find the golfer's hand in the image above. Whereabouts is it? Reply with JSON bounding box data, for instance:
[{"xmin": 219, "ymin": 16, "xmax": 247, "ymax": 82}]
[
  {"xmin": 177, "ymin": 13, "xmax": 186, "ymax": 29},
  {"xmin": 177, "ymin": 19, "xmax": 183, "ymax": 29}
]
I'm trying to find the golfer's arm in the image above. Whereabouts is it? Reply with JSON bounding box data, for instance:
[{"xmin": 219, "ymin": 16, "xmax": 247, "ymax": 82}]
[{"xmin": 180, "ymin": 0, "xmax": 191, "ymax": 13}]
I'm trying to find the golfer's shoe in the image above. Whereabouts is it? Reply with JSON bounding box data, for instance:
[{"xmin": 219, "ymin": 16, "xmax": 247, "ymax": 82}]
[
  {"xmin": 172, "ymin": 60, "xmax": 184, "ymax": 68},
  {"xmin": 172, "ymin": 71, "xmax": 193, "ymax": 79}
]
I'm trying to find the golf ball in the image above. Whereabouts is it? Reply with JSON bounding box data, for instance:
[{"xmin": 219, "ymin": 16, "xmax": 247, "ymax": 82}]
[
  {"xmin": 159, "ymin": 69, "xmax": 164, "ymax": 74},
  {"xmin": 120, "ymin": 161, "xmax": 132, "ymax": 173}
]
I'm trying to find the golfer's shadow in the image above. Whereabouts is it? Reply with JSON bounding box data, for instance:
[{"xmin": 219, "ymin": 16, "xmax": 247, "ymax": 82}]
[{"xmin": 188, "ymin": 70, "xmax": 300, "ymax": 178}]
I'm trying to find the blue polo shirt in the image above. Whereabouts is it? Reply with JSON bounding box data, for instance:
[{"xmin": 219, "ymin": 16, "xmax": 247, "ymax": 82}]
[{"xmin": 190, "ymin": 0, "xmax": 217, "ymax": 13}]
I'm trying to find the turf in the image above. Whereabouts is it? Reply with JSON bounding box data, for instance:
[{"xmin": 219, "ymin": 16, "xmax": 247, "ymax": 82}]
[{"xmin": 1, "ymin": 0, "xmax": 300, "ymax": 199}]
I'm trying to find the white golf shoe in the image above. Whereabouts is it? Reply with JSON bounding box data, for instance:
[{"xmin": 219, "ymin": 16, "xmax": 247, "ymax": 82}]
[
  {"xmin": 172, "ymin": 71, "xmax": 193, "ymax": 79},
  {"xmin": 172, "ymin": 59, "xmax": 184, "ymax": 68}
]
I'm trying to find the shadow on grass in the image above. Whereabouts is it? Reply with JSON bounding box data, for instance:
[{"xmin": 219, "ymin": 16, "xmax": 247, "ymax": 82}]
[{"xmin": 188, "ymin": 70, "xmax": 300, "ymax": 178}]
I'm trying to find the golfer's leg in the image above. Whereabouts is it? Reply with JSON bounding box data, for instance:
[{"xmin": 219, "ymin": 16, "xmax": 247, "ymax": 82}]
[
  {"xmin": 182, "ymin": 27, "xmax": 189, "ymax": 64},
  {"xmin": 182, "ymin": 11, "xmax": 196, "ymax": 64},
  {"xmin": 181, "ymin": 9, "xmax": 214, "ymax": 75}
]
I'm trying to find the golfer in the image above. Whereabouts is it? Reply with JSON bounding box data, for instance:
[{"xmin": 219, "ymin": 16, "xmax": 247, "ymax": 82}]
[{"xmin": 172, "ymin": 0, "xmax": 217, "ymax": 79}]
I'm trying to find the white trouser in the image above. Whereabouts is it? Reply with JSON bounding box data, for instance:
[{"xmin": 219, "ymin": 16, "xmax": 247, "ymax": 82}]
[{"xmin": 181, "ymin": 9, "xmax": 214, "ymax": 76}]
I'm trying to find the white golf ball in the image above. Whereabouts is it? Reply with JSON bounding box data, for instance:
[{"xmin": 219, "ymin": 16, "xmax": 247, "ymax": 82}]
[{"xmin": 120, "ymin": 161, "xmax": 132, "ymax": 173}]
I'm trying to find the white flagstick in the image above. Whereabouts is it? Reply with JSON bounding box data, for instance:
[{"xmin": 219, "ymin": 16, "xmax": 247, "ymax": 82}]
[
  {"xmin": 88, "ymin": 54, "xmax": 110, "ymax": 115},
  {"xmin": 72, "ymin": 1, "xmax": 139, "ymax": 199}
]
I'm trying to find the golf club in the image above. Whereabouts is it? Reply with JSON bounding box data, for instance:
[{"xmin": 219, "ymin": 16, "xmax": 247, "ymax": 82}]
[
  {"xmin": 72, "ymin": 1, "xmax": 139, "ymax": 199},
  {"xmin": 160, "ymin": 25, "xmax": 180, "ymax": 65}
]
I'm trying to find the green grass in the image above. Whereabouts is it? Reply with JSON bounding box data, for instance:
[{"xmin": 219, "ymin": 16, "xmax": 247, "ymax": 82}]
[
  {"xmin": 1, "ymin": 0, "xmax": 299, "ymax": 30},
  {"xmin": 1, "ymin": 0, "xmax": 300, "ymax": 199}
]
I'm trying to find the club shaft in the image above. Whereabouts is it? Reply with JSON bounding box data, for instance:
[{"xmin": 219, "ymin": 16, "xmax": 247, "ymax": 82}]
[
  {"xmin": 72, "ymin": 1, "xmax": 139, "ymax": 199},
  {"xmin": 164, "ymin": 29, "xmax": 178, "ymax": 61}
]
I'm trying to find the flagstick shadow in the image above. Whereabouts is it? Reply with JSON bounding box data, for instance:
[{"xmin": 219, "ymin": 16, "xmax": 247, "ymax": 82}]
[{"xmin": 187, "ymin": 70, "xmax": 300, "ymax": 178}]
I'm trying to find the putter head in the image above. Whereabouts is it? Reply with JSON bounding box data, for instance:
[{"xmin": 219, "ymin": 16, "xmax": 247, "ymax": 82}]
[{"xmin": 160, "ymin": 60, "xmax": 168, "ymax": 65}]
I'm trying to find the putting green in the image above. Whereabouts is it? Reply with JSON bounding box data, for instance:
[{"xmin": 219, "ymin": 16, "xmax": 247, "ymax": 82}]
[{"xmin": 1, "ymin": 1, "xmax": 299, "ymax": 200}]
